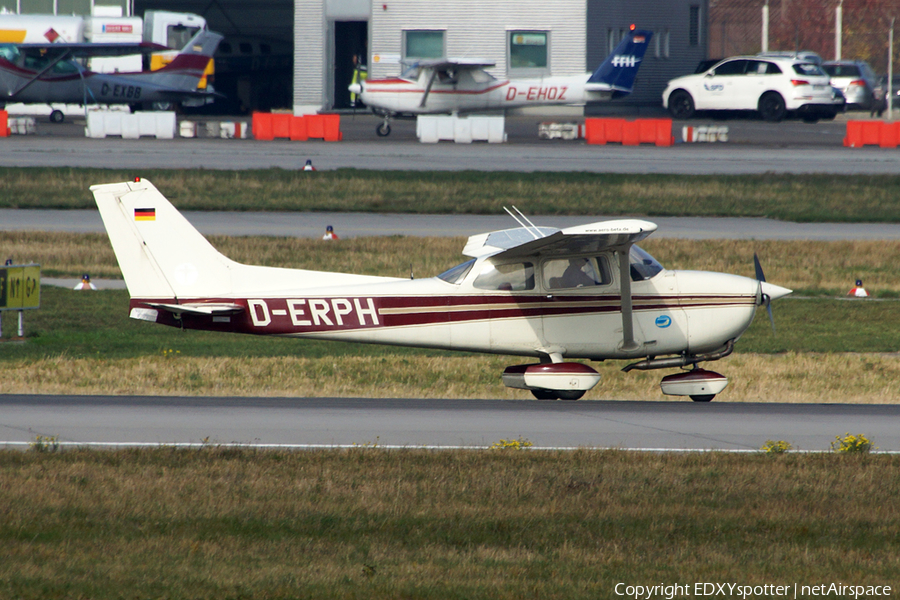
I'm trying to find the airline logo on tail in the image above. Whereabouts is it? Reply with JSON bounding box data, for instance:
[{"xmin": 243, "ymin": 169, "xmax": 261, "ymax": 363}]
[{"xmin": 611, "ymin": 55, "xmax": 641, "ymax": 68}]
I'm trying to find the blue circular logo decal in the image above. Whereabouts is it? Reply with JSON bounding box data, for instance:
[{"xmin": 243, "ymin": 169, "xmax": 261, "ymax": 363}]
[{"xmin": 655, "ymin": 315, "xmax": 672, "ymax": 328}]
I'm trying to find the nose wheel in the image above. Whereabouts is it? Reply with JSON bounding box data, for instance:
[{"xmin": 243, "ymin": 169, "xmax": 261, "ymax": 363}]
[{"xmin": 376, "ymin": 119, "xmax": 391, "ymax": 137}]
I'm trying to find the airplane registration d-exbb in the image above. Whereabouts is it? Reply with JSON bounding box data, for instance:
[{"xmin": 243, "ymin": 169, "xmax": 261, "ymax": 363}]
[
  {"xmin": 92, "ymin": 179, "xmax": 791, "ymax": 402},
  {"xmin": 0, "ymin": 29, "xmax": 222, "ymax": 117},
  {"xmin": 350, "ymin": 28, "xmax": 652, "ymax": 136}
]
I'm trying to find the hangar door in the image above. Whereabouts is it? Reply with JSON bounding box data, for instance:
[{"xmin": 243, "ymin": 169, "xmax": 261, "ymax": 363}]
[{"xmin": 135, "ymin": 0, "xmax": 294, "ymax": 114}]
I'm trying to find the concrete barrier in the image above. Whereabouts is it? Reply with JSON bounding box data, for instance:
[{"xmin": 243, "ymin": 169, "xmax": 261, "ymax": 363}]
[
  {"xmin": 682, "ymin": 125, "xmax": 729, "ymax": 142},
  {"xmin": 85, "ymin": 111, "xmax": 176, "ymax": 139},
  {"xmin": 417, "ymin": 115, "xmax": 506, "ymax": 143}
]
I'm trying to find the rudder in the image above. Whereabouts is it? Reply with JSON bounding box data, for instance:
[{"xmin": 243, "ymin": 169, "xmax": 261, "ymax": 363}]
[{"xmin": 91, "ymin": 178, "xmax": 237, "ymax": 299}]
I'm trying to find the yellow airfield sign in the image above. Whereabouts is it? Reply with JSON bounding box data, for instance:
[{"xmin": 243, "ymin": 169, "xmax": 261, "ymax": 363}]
[{"xmin": 0, "ymin": 264, "xmax": 41, "ymax": 310}]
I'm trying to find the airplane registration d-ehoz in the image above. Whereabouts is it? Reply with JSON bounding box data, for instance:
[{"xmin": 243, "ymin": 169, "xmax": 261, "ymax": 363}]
[
  {"xmin": 350, "ymin": 28, "xmax": 653, "ymax": 136},
  {"xmin": 92, "ymin": 179, "xmax": 791, "ymax": 402}
]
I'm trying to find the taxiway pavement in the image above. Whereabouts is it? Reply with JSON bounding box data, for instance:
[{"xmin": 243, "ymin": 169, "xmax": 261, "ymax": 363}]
[{"xmin": 1, "ymin": 395, "xmax": 897, "ymax": 452}]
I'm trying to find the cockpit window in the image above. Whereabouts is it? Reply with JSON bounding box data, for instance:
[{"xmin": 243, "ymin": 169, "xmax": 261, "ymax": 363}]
[
  {"xmin": 400, "ymin": 63, "xmax": 421, "ymax": 80},
  {"xmin": 630, "ymin": 246, "xmax": 664, "ymax": 281},
  {"xmin": 469, "ymin": 69, "xmax": 496, "ymax": 84},
  {"xmin": 0, "ymin": 45, "xmax": 20, "ymax": 64},
  {"xmin": 437, "ymin": 258, "xmax": 475, "ymax": 284},
  {"xmin": 473, "ymin": 261, "xmax": 535, "ymax": 291},
  {"xmin": 543, "ymin": 256, "xmax": 611, "ymax": 289}
]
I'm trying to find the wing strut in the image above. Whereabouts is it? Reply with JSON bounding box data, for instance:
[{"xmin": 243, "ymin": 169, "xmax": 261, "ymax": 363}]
[
  {"xmin": 618, "ymin": 244, "xmax": 640, "ymax": 352},
  {"xmin": 7, "ymin": 49, "xmax": 74, "ymax": 99},
  {"xmin": 419, "ymin": 69, "xmax": 438, "ymax": 108}
]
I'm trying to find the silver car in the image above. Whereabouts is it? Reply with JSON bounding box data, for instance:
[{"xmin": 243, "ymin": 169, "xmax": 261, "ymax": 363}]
[{"xmin": 822, "ymin": 60, "xmax": 880, "ymax": 111}]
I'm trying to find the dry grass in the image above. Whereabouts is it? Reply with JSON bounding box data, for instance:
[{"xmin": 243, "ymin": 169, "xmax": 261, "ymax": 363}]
[
  {"xmin": 2, "ymin": 352, "xmax": 899, "ymax": 402},
  {"xmin": 2, "ymin": 449, "xmax": 899, "ymax": 599},
  {"xmin": 6, "ymin": 231, "xmax": 900, "ymax": 295}
]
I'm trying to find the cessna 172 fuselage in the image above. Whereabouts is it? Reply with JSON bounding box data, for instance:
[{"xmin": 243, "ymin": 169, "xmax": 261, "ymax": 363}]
[
  {"xmin": 350, "ymin": 28, "xmax": 652, "ymax": 136},
  {"xmin": 92, "ymin": 179, "xmax": 790, "ymax": 401}
]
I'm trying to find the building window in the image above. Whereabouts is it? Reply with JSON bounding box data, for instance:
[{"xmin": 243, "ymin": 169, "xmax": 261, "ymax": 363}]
[
  {"xmin": 404, "ymin": 30, "xmax": 444, "ymax": 60},
  {"xmin": 689, "ymin": 5, "xmax": 701, "ymax": 47},
  {"xmin": 607, "ymin": 28, "xmax": 628, "ymax": 55},
  {"xmin": 654, "ymin": 30, "xmax": 670, "ymax": 59},
  {"xmin": 509, "ymin": 30, "xmax": 549, "ymax": 75}
]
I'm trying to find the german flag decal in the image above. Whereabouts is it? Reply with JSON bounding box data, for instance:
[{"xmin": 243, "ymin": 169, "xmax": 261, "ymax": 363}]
[{"xmin": 134, "ymin": 208, "xmax": 156, "ymax": 221}]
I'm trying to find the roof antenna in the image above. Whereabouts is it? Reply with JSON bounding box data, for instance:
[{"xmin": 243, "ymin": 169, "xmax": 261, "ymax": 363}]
[{"xmin": 503, "ymin": 206, "xmax": 545, "ymax": 239}]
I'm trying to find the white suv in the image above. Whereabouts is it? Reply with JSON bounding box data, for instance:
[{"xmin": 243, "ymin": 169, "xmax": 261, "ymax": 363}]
[{"xmin": 662, "ymin": 56, "xmax": 840, "ymax": 122}]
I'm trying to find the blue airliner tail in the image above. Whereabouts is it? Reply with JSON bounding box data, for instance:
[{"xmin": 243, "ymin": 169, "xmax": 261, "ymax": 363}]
[{"xmin": 587, "ymin": 29, "xmax": 653, "ymax": 96}]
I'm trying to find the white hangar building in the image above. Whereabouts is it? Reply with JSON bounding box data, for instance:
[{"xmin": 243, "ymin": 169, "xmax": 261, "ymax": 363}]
[{"xmin": 3, "ymin": 0, "xmax": 709, "ymax": 115}]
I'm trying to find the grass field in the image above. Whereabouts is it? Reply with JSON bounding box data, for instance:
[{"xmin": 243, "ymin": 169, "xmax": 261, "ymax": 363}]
[{"xmin": 2, "ymin": 449, "xmax": 897, "ymax": 600}]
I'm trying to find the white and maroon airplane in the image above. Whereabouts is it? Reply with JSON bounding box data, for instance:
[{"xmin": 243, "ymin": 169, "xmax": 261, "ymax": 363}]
[
  {"xmin": 349, "ymin": 28, "xmax": 652, "ymax": 136},
  {"xmin": 0, "ymin": 29, "xmax": 221, "ymax": 122},
  {"xmin": 92, "ymin": 178, "xmax": 790, "ymax": 402}
]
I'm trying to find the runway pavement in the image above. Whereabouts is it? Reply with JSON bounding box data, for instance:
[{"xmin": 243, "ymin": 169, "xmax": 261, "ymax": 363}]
[
  {"xmin": 1, "ymin": 111, "xmax": 899, "ymax": 174},
  {"xmin": 1, "ymin": 395, "xmax": 898, "ymax": 452}
]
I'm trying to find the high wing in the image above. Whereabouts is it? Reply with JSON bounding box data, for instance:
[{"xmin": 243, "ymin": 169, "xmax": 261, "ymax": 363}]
[
  {"xmin": 14, "ymin": 41, "xmax": 170, "ymax": 58},
  {"xmin": 409, "ymin": 58, "xmax": 496, "ymax": 71},
  {"xmin": 462, "ymin": 219, "xmax": 657, "ymax": 259},
  {"xmin": 410, "ymin": 57, "xmax": 496, "ymax": 108},
  {"xmin": 464, "ymin": 218, "xmax": 658, "ymax": 352}
]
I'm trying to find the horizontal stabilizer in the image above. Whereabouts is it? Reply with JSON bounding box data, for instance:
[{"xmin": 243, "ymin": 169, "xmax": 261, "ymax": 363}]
[{"xmin": 147, "ymin": 302, "xmax": 245, "ymax": 316}]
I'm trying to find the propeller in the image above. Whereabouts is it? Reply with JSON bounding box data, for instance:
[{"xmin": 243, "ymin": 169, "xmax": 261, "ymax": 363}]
[
  {"xmin": 753, "ymin": 253, "xmax": 793, "ymax": 334},
  {"xmin": 754, "ymin": 253, "xmax": 776, "ymax": 334}
]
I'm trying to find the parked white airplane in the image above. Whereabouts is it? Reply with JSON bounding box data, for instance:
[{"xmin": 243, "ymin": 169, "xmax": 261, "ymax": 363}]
[
  {"xmin": 349, "ymin": 28, "xmax": 652, "ymax": 136},
  {"xmin": 92, "ymin": 179, "xmax": 790, "ymax": 401}
]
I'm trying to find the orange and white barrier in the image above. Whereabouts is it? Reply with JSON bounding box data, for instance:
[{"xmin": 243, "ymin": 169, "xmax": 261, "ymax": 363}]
[
  {"xmin": 538, "ymin": 122, "xmax": 584, "ymax": 140},
  {"xmin": 584, "ymin": 118, "xmax": 673, "ymax": 146},
  {"xmin": 251, "ymin": 112, "xmax": 342, "ymax": 141},
  {"xmin": 681, "ymin": 125, "xmax": 728, "ymax": 143}
]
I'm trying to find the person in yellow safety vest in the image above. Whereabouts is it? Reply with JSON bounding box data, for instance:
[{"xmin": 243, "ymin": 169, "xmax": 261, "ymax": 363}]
[{"xmin": 350, "ymin": 54, "xmax": 367, "ymax": 107}]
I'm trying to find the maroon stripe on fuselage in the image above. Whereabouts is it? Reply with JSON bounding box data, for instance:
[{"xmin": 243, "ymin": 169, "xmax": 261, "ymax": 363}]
[{"xmin": 130, "ymin": 293, "xmax": 756, "ymax": 336}]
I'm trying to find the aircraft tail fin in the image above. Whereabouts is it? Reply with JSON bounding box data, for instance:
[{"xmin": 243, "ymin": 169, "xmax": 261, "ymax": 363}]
[
  {"xmin": 91, "ymin": 178, "xmax": 240, "ymax": 300},
  {"xmin": 153, "ymin": 29, "xmax": 222, "ymax": 89},
  {"xmin": 586, "ymin": 29, "xmax": 652, "ymax": 96},
  {"xmin": 91, "ymin": 178, "xmax": 400, "ymax": 301}
]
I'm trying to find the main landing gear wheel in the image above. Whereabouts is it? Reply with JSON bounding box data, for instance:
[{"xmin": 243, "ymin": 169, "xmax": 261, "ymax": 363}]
[
  {"xmin": 530, "ymin": 389, "xmax": 586, "ymax": 401},
  {"xmin": 690, "ymin": 394, "xmax": 715, "ymax": 402},
  {"xmin": 376, "ymin": 122, "xmax": 391, "ymax": 137},
  {"xmin": 49, "ymin": 110, "xmax": 65, "ymax": 124}
]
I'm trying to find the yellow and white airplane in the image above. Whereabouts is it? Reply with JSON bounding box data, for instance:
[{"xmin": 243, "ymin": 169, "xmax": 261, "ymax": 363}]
[
  {"xmin": 92, "ymin": 178, "xmax": 791, "ymax": 401},
  {"xmin": 350, "ymin": 28, "xmax": 652, "ymax": 136}
]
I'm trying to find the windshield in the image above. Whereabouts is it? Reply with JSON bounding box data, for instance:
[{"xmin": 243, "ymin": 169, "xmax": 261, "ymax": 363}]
[
  {"xmin": 822, "ymin": 64, "xmax": 860, "ymax": 77},
  {"xmin": 400, "ymin": 63, "xmax": 421, "ymax": 80},
  {"xmin": 630, "ymin": 246, "xmax": 664, "ymax": 281},
  {"xmin": 437, "ymin": 259, "xmax": 475, "ymax": 284}
]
